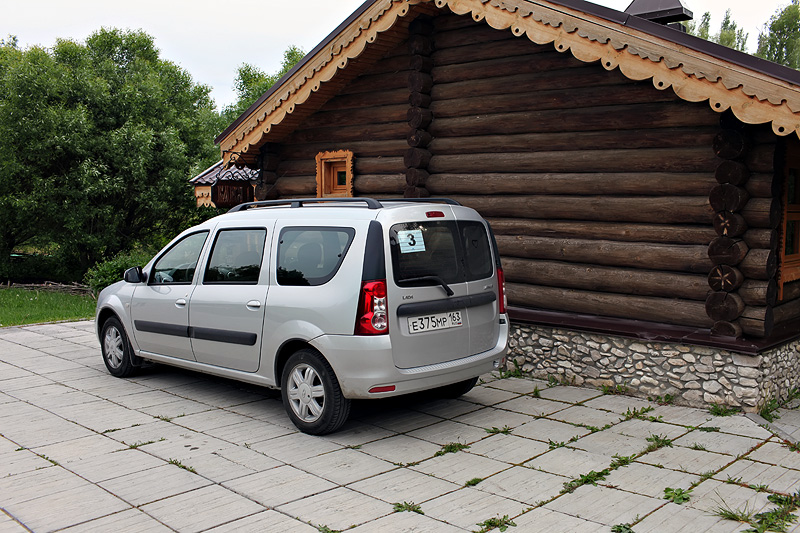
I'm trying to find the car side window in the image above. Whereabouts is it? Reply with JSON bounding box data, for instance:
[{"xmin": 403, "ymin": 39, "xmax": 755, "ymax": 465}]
[
  {"xmin": 277, "ymin": 227, "xmax": 354, "ymax": 286},
  {"xmin": 150, "ymin": 231, "xmax": 208, "ymax": 285},
  {"xmin": 204, "ymin": 228, "xmax": 267, "ymax": 284}
]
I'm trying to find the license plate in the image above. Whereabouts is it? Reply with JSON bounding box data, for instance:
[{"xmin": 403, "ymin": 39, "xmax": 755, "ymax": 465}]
[{"xmin": 407, "ymin": 311, "xmax": 463, "ymax": 334}]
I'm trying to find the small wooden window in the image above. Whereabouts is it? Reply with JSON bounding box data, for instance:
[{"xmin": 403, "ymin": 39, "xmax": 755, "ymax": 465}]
[
  {"xmin": 779, "ymin": 138, "xmax": 800, "ymax": 298},
  {"xmin": 315, "ymin": 150, "xmax": 354, "ymax": 198}
]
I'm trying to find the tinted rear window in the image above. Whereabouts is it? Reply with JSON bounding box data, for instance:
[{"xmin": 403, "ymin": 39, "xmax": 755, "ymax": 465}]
[
  {"xmin": 277, "ymin": 227, "xmax": 355, "ymax": 286},
  {"xmin": 390, "ymin": 221, "xmax": 493, "ymax": 286}
]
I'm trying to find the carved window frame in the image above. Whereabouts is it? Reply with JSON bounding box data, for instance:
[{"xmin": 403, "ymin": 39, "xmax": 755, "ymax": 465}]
[
  {"xmin": 779, "ymin": 137, "xmax": 800, "ymax": 299},
  {"xmin": 315, "ymin": 150, "xmax": 354, "ymax": 198}
]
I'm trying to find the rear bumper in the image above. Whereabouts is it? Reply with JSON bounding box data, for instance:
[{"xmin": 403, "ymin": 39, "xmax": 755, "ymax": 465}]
[{"xmin": 311, "ymin": 319, "xmax": 509, "ymax": 399}]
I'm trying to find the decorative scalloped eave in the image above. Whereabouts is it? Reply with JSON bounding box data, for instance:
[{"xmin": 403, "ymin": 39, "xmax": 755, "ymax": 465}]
[
  {"xmin": 221, "ymin": 0, "xmax": 417, "ymax": 166},
  {"xmin": 442, "ymin": 0, "xmax": 800, "ymax": 137}
]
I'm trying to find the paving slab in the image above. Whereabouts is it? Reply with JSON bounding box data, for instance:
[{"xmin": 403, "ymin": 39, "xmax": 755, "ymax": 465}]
[
  {"xmin": 140, "ymin": 484, "xmax": 265, "ymax": 533},
  {"xmin": 3, "ymin": 320, "xmax": 800, "ymax": 533}
]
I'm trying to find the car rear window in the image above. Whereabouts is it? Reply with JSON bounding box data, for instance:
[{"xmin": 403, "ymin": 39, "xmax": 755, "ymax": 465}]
[
  {"xmin": 389, "ymin": 221, "xmax": 493, "ymax": 286},
  {"xmin": 277, "ymin": 227, "xmax": 355, "ymax": 286}
]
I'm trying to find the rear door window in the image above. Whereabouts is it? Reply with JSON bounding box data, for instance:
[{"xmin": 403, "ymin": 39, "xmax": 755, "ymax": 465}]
[
  {"xmin": 203, "ymin": 228, "xmax": 267, "ymax": 284},
  {"xmin": 277, "ymin": 227, "xmax": 355, "ymax": 286},
  {"xmin": 390, "ymin": 221, "xmax": 493, "ymax": 286}
]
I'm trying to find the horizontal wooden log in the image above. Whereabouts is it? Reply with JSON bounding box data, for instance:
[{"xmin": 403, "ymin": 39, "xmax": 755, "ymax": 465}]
[
  {"xmin": 708, "ymin": 265, "xmax": 744, "ymax": 292},
  {"xmin": 338, "ymin": 69, "xmax": 410, "ymax": 96},
  {"xmin": 746, "ymin": 144, "xmax": 776, "ymax": 173},
  {"xmin": 404, "ymin": 148, "xmax": 431, "ymax": 169},
  {"xmin": 433, "ymin": 32, "xmax": 549, "ymax": 65},
  {"xmin": 319, "ymin": 87, "xmax": 408, "ymax": 112},
  {"xmin": 454, "ymin": 195, "xmax": 713, "ymax": 224},
  {"xmin": 429, "ymin": 148, "xmax": 719, "ymax": 175},
  {"xmin": 706, "ymin": 291, "xmax": 745, "ymax": 321},
  {"xmin": 496, "ymin": 235, "xmax": 712, "ymax": 273},
  {"xmin": 715, "ymin": 160, "xmax": 750, "ymax": 186},
  {"xmin": 297, "ymin": 104, "xmax": 408, "ymax": 130},
  {"xmin": 434, "ymin": 20, "xmax": 520, "ymax": 48},
  {"xmin": 712, "ymin": 321, "xmax": 742, "ymax": 338},
  {"xmin": 739, "ymin": 248, "xmax": 778, "ymax": 280},
  {"xmin": 744, "ymin": 173, "xmax": 779, "ymax": 198},
  {"xmin": 782, "ymin": 280, "xmax": 800, "ymax": 301},
  {"xmin": 433, "ymin": 52, "xmax": 587, "ymax": 84},
  {"xmin": 426, "ymin": 172, "xmax": 716, "ymax": 196},
  {"xmin": 432, "ymin": 67, "xmax": 641, "ymax": 101},
  {"xmin": 507, "ymin": 282, "xmax": 713, "ymax": 328},
  {"xmin": 713, "ymin": 211, "xmax": 748, "ymax": 237},
  {"xmin": 774, "ymin": 297, "xmax": 800, "ymax": 325},
  {"xmin": 739, "ymin": 306, "xmax": 774, "ymax": 337},
  {"xmin": 428, "ymin": 104, "xmax": 720, "ymax": 138},
  {"xmin": 429, "ymin": 129, "xmax": 718, "ymax": 155},
  {"xmin": 486, "ymin": 218, "xmax": 716, "ymax": 245},
  {"xmin": 280, "ymin": 139, "xmax": 407, "ymax": 160},
  {"xmin": 741, "ymin": 198, "xmax": 781, "ymax": 229},
  {"xmin": 709, "ymin": 184, "xmax": 749, "ymax": 212},
  {"xmin": 739, "ymin": 279, "xmax": 778, "ymax": 307},
  {"xmin": 367, "ymin": 53, "xmax": 414, "ymax": 76},
  {"xmin": 407, "ymin": 107, "xmax": 433, "ymax": 129},
  {"xmin": 713, "ymin": 130, "xmax": 748, "ymax": 160},
  {"xmin": 287, "ymin": 122, "xmax": 408, "ymax": 145},
  {"xmin": 430, "ymin": 81, "xmax": 681, "ymax": 118},
  {"xmin": 353, "ymin": 174, "xmax": 405, "ymax": 195},
  {"xmin": 273, "ymin": 176, "xmax": 315, "ymax": 196},
  {"xmin": 743, "ymin": 229, "xmax": 777, "ymax": 250},
  {"xmin": 708, "ymin": 237, "xmax": 749, "ymax": 266},
  {"xmin": 503, "ymin": 257, "xmax": 709, "ymax": 300}
]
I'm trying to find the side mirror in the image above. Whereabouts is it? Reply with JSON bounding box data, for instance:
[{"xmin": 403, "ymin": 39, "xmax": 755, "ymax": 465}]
[{"xmin": 123, "ymin": 266, "xmax": 147, "ymax": 284}]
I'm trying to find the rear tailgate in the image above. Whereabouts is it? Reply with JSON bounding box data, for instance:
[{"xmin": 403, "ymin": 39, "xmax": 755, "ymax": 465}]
[{"xmin": 386, "ymin": 211, "xmax": 499, "ymax": 369}]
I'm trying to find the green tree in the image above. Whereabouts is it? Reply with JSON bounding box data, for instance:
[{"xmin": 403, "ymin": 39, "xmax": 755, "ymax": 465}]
[
  {"xmin": 221, "ymin": 45, "xmax": 305, "ymax": 123},
  {"xmin": 757, "ymin": 0, "xmax": 800, "ymax": 68},
  {"xmin": 0, "ymin": 29, "xmax": 224, "ymax": 279},
  {"xmin": 684, "ymin": 10, "xmax": 747, "ymax": 52}
]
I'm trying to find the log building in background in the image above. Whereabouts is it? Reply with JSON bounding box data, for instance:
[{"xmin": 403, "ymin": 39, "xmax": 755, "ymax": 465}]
[{"xmin": 212, "ymin": 0, "xmax": 800, "ymax": 410}]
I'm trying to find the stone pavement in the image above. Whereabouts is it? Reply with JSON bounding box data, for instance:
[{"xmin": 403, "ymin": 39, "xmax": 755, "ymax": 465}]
[{"xmin": 1, "ymin": 321, "xmax": 799, "ymax": 533}]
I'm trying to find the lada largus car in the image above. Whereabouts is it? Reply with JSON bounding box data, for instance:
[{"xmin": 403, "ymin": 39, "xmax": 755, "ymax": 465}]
[{"xmin": 96, "ymin": 198, "xmax": 509, "ymax": 434}]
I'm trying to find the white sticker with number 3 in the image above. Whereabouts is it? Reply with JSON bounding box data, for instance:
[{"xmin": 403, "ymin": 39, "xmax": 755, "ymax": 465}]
[{"xmin": 398, "ymin": 229, "xmax": 425, "ymax": 254}]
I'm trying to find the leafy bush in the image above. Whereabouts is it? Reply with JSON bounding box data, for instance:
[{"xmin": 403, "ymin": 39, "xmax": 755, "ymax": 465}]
[{"xmin": 84, "ymin": 248, "xmax": 155, "ymax": 295}]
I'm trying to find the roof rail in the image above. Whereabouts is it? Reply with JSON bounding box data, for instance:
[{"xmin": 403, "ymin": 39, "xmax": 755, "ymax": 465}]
[
  {"xmin": 227, "ymin": 197, "xmax": 384, "ymax": 212},
  {"xmin": 381, "ymin": 198, "xmax": 462, "ymax": 206}
]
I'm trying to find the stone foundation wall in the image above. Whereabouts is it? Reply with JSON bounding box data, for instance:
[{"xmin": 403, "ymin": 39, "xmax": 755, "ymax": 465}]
[{"xmin": 507, "ymin": 323, "xmax": 800, "ymax": 411}]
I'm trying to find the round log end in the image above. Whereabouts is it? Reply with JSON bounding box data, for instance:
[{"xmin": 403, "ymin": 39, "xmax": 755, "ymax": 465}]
[
  {"xmin": 713, "ymin": 130, "xmax": 748, "ymax": 160},
  {"xmin": 705, "ymin": 291, "xmax": 746, "ymax": 322},
  {"xmin": 711, "ymin": 320, "xmax": 742, "ymax": 338},
  {"xmin": 714, "ymin": 160, "xmax": 750, "ymax": 186}
]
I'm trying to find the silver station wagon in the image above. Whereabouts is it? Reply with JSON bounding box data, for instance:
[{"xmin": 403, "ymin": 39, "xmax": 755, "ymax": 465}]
[{"xmin": 96, "ymin": 198, "xmax": 509, "ymax": 434}]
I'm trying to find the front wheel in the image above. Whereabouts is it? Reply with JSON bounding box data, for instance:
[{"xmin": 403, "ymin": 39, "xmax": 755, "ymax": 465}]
[
  {"xmin": 281, "ymin": 349, "xmax": 350, "ymax": 435},
  {"xmin": 101, "ymin": 317, "xmax": 137, "ymax": 378}
]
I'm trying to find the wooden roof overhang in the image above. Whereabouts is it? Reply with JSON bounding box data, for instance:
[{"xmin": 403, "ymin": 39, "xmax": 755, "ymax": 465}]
[{"xmin": 216, "ymin": 0, "xmax": 800, "ymax": 168}]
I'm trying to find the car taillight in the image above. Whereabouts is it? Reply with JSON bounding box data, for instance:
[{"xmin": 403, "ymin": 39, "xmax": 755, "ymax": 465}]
[
  {"xmin": 355, "ymin": 280, "xmax": 389, "ymax": 335},
  {"xmin": 497, "ymin": 267, "xmax": 507, "ymax": 314}
]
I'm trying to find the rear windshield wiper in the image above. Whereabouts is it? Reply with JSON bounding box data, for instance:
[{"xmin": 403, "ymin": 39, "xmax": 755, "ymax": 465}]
[{"xmin": 397, "ymin": 276, "xmax": 454, "ymax": 296}]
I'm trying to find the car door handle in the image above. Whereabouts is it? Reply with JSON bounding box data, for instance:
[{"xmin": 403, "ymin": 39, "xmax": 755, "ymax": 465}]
[
  {"xmin": 175, "ymin": 298, "xmax": 187, "ymax": 307},
  {"xmin": 246, "ymin": 300, "xmax": 262, "ymax": 309}
]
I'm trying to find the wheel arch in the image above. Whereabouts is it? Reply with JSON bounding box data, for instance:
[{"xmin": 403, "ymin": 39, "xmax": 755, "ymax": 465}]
[{"xmin": 274, "ymin": 339, "xmax": 318, "ymax": 388}]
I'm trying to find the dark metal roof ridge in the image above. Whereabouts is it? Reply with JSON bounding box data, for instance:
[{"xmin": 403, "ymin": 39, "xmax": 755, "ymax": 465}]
[
  {"xmin": 215, "ymin": 0, "xmax": 379, "ymax": 145},
  {"xmin": 216, "ymin": 0, "xmax": 800, "ymax": 146}
]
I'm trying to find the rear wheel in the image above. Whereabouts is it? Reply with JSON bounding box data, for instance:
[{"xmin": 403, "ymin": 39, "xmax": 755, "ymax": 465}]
[
  {"xmin": 281, "ymin": 349, "xmax": 351, "ymax": 435},
  {"xmin": 435, "ymin": 376, "xmax": 479, "ymax": 399},
  {"xmin": 101, "ymin": 317, "xmax": 136, "ymax": 378}
]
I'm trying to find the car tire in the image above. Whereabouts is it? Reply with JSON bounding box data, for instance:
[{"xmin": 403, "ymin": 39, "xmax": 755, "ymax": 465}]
[
  {"xmin": 101, "ymin": 317, "xmax": 137, "ymax": 378},
  {"xmin": 281, "ymin": 348, "xmax": 351, "ymax": 435},
  {"xmin": 435, "ymin": 376, "xmax": 479, "ymax": 399}
]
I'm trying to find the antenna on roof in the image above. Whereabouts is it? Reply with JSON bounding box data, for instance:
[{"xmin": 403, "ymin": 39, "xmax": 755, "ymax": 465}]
[{"xmin": 625, "ymin": 0, "xmax": 693, "ymax": 31}]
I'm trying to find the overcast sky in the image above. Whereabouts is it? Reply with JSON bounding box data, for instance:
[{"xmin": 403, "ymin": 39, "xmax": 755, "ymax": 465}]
[{"xmin": 0, "ymin": 0, "xmax": 790, "ymax": 110}]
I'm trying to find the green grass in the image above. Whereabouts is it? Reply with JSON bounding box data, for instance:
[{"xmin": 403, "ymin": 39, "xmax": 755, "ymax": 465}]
[{"xmin": 0, "ymin": 288, "xmax": 95, "ymax": 327}]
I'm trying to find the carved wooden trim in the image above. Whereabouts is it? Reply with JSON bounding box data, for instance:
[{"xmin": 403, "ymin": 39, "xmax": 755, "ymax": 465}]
[
  {"xmin": 219, "ymin": 0, "xmax": 800, "ymax": 166},
  {"xmin": 315, "ymin": 150, "xmax": 355, "ymax": 197}
]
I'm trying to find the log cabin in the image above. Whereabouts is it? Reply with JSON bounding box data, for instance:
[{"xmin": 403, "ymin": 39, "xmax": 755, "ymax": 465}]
[{"xmin": 214, "ymin": 0, "xmax": 800, "ymax": 410}]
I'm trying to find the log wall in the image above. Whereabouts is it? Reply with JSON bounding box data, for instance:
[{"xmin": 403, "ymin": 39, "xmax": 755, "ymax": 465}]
[{"xmin": 427, "ymin": 13, "xmax": 722, "ymax": 330}]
